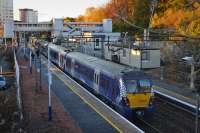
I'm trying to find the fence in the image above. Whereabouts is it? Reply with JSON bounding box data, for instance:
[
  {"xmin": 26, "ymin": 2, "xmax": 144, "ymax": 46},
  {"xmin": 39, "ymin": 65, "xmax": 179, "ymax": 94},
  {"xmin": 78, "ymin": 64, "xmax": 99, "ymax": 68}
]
[{"xmin": 14, "ymin": 50, "xmax": 23, "ymax": 122}]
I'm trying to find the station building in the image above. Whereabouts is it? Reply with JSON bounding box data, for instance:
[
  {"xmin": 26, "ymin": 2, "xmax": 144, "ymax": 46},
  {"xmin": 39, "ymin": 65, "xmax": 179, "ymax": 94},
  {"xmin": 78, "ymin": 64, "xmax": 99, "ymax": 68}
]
[
  {"xmin": 104, "ymin": 43, "xmax": 160, "ymax": 69},
  {"xmin": 0, "ymin": 0, "xmax": 14, "ymax": 43},
  {"xmin": 19, "ymin": 8, "xmax": 38, "ymax": 23}
]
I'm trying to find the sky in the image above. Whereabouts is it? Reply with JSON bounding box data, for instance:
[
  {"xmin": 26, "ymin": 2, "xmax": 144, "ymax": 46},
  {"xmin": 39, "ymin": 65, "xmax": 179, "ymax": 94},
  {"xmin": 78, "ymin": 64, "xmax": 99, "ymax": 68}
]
[{"xmin": 13, "ymin": 0, "xmax": 109, "ymax": 22}]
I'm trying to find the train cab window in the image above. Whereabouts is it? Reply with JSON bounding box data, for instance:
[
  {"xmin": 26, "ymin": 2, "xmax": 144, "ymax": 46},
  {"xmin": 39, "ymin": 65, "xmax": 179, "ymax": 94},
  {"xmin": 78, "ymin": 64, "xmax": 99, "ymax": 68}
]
[
  {"xmin": 138, "ymin": 79, "xmax": 151, "ymax": 92},
  {"xmin": 125, "ymin": 80, "xmax": 138, "ymax": 93}
]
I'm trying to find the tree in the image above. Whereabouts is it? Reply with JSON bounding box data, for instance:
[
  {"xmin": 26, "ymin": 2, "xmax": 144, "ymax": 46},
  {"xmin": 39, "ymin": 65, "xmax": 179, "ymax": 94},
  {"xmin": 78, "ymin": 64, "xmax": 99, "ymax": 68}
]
[
  {"xmin": 133, "ymin": 0, "xmax": 151, "ymax": 28},
  {"xmin": 152, "ymin": 0, "xmax": 200, "ymax": 38},
  {"xmin": 63, "ymin": 17, "xmax": 75, "ymax": 22}
]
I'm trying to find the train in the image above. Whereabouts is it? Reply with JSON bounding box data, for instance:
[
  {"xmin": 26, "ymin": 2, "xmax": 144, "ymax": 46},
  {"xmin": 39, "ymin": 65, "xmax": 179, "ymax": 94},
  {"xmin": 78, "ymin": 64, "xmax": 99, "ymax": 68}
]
[{"xmin": 48, "ymin": 44, "xmax": 154, "ymax": 118}]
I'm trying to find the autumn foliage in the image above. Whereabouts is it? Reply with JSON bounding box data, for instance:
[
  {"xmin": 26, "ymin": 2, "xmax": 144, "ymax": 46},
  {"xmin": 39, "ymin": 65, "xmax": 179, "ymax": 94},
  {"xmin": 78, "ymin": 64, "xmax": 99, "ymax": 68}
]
[
  {"xmin": 152, "ymin": 0, "xmax": 200, "ymax": 37},
  {"xmin": 74, "ymin": 0, "xmax": 200, "ymax": 37},
  {"xmin": 76, "ymin": 0, "xmax": 151, "ymax": 33}
]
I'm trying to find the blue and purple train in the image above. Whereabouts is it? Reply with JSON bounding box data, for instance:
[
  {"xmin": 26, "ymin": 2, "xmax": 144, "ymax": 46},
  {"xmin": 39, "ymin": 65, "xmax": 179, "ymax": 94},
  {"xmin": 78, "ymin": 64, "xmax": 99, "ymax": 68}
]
[{"xmin": 48, "ymin": 44, "xmax": 154, "ymax": 118}]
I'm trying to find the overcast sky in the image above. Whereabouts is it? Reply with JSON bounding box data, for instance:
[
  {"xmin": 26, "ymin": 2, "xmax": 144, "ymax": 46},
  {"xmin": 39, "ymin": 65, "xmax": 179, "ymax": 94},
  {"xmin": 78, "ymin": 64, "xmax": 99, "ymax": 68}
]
[{"xmin": 14, "ymin": 0, "xmax": 108, "ymax": 21}]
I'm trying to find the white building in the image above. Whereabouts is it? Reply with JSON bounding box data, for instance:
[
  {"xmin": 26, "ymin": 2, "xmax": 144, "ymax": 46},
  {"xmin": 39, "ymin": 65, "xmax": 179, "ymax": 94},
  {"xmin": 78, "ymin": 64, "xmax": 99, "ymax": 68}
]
[
  {"xmin": 0, "ymin": 0, "xmax": 13, "ymax": 23},
  {"xmin": 0, "ymin": 0, "xmax": 14, "ymax": 38},
  {"xmin": 81, "ymin": 32, "xmax": 121, "ymax": 58},
  {"xmin": 104, "ymin": 43, "xmax": 160, "ymax": 69},
  {"xmin": 19, "ymin": 8, "xmax": 38, "ymax": 23}
]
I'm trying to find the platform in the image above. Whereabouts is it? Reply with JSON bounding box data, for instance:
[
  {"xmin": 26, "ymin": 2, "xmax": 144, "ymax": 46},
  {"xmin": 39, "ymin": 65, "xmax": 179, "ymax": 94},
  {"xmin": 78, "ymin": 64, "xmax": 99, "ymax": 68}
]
[
  {"xmin": 153, "ymin": 80, "xmax": 196, "ymax": 105},
  {"xmin": 40, "ymin": 57, "xmax": 143, "ymax": 133},
  {"xmin": 152, "ymin": 79, "xmax": 199, "ymax": 114}
]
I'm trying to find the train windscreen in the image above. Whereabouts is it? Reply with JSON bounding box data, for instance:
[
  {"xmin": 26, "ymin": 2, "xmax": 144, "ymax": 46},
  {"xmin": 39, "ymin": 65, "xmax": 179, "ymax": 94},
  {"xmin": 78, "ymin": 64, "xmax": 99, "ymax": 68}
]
[
  {"xmin": 125, "ymin": 80, "xmax": 138, "ymax": 93},
  {"xmin": 125, "ymin": 79, "xmax": 151, "ymax": 93},
  {"xmin": 138, "ymin": 79, "xmax": 151, "ymax": 92}
]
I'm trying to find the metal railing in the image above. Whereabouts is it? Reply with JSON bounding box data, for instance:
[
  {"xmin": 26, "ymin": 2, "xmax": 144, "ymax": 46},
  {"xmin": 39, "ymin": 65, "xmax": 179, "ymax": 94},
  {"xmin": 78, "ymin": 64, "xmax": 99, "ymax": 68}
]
[{"xmin": 14, "ymin": 50, "xmax": 23, "ymax": 124}]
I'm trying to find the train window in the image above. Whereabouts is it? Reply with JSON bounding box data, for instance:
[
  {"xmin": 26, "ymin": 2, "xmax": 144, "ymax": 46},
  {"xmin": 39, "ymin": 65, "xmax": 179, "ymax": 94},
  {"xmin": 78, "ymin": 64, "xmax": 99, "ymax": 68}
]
[
  {"xmin": 87, "ymin": 68, "xmax": 94, "ymax": 81},
  {"xmin": 125, "ymin": 80, "xmax": 138, "ymax": 93},
  {"xmin": 100, "ymin": 75, "xmax": 109, "ymax": 89},
  {"xmin": 112, "ymin": 87, "xmax": 118, "ymax": 98},
  {"xmin": 101, "ymin": 79, "xmax": 109, "ymax": 89},
  {"xmin": 138, "ymin": 79, "xmax": 151, "ymax": 92},
  {"xmin": 97, "ymin": 75, "xmax": 99, "ymax": 85},
  {"xmin": 65, "ymin": 58, "xmax": 71, "ymax": 68}
]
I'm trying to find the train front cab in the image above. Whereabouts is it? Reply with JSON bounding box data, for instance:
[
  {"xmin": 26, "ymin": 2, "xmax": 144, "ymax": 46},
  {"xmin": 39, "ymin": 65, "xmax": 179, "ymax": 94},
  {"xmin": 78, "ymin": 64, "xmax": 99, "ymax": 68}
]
[{"xmin": 122, "ymin": 79, "xmax": 154, "ymax": 118}]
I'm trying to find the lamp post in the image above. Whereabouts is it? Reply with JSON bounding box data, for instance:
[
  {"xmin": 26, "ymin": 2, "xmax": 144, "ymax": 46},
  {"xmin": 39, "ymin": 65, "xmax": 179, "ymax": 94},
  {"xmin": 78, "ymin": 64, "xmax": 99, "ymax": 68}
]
[
  {"xmin": 48, "ymin": 45, "xmax": 52, "ymax": 121},
  {"xmin": 29, "ymin": 49, "xmax": 32, "ymax": 74}
]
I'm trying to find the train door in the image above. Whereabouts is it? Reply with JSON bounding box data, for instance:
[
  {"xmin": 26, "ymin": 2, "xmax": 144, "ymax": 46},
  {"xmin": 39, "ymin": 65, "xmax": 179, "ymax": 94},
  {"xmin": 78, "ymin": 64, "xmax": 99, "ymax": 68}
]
[
  {"xmin": 71, "ymin": 59, "xmax": 75, "ymax": 76},
  {"xmin": 59, "ymin": 54, "xmax": 64, "ymax": 69},
  {"xmin": 58, "ymin": 53, "xmax": 61, "ymax": 66},
  {"xmin": 94, "ymin": 69, "xmax": 100, "ymax": 93}
]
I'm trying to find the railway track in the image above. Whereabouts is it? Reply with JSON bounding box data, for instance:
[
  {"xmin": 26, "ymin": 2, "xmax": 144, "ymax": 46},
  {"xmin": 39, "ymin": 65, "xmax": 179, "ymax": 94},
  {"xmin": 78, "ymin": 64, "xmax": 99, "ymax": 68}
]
[
  {"xmin": 133, "ymin": 116, "xmax": 162, "ymax": 133},
  {"xmin": 134, "ymin": 96, "xmax": 198, "ymax": 133}
]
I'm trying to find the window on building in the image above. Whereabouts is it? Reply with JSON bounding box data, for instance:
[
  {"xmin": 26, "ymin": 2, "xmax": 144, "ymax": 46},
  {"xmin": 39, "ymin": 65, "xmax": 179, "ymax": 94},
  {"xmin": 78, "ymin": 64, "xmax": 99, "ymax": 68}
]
[
  {"xmin": 94, "ymin": 38, "xmax": 101, "ymax": 50},
  {"xmin": 96, "ymin": 38, "xmax": 100, "ymax": 47},
  {"xmin": 141, "ymin": 51, "xmax": 150, "ymax": 61}
]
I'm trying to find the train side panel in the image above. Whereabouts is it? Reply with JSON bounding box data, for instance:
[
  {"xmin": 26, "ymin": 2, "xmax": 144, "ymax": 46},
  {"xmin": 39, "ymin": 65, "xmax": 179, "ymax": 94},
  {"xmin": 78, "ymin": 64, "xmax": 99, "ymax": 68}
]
[
  {"xmin": 73, "ymin": 60, "xmax": 95, "ymax": 89},
  {"xmin": 99, "ymin": 72, "xmax": 120, "ymax": 104},
  {"xmin": 64, "ymin": 56, "xmax": 72, "ymax": 74},
  {"xmin": 49, "ymin": 48, "xmax": 59, "ymax": 65}
]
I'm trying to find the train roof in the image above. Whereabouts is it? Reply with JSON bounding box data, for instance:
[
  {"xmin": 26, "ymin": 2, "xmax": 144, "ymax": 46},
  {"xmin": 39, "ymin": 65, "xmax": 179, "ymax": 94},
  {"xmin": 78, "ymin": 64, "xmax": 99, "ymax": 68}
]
[
  {"xmin": 49, "ymin": 44, "xmax": 148, "ymax": 79},
  {"xmin": 49, "ymin": 44, "xmax": 71, "ymax": 55},
  {"xmin": 66, "ymin": 52, "xmax": 140, "ymax": 77}
]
